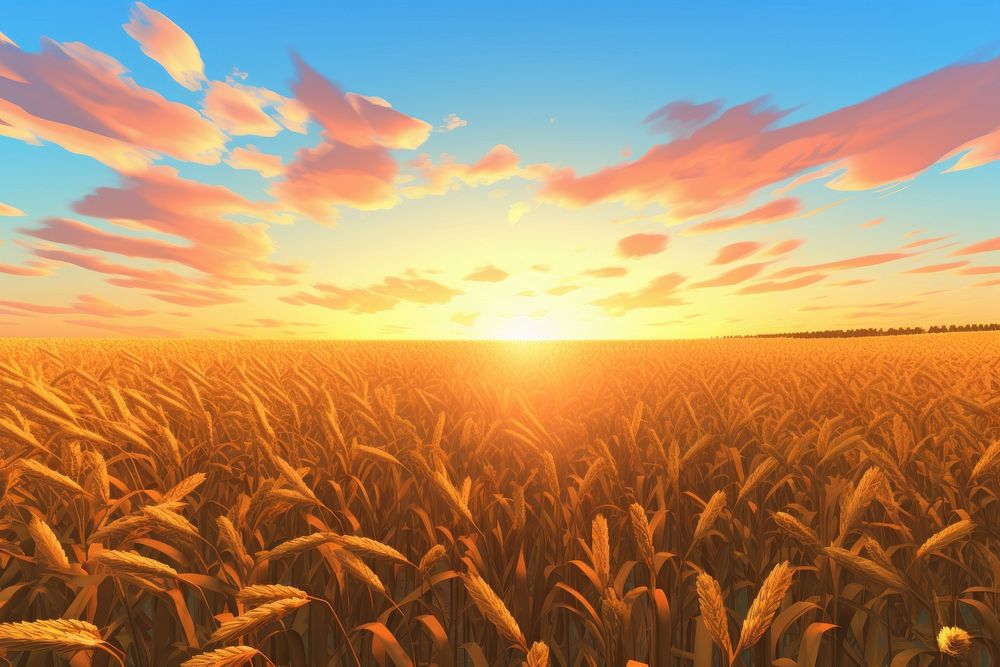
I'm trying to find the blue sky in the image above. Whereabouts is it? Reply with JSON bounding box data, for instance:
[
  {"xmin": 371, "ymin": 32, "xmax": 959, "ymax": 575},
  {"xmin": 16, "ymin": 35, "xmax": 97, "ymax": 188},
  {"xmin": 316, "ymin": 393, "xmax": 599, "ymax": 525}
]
[{"xmin": 0, "ymin": 2, "xmax": 998, "ymax": 338}]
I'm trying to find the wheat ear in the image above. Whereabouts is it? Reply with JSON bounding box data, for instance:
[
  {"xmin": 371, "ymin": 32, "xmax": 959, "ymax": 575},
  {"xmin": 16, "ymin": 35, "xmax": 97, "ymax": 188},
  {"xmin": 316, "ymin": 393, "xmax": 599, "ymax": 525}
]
[
  {"xmin": 736, "ymin": 561, "xmax": 794, "ymax": 652},
  {"xmin": 463, "ymin": 573, "xmax": 526, "ymax": 648},
  {"xmin": 695, "ymin": 571, "xmax": 732, "ymax": 659}
]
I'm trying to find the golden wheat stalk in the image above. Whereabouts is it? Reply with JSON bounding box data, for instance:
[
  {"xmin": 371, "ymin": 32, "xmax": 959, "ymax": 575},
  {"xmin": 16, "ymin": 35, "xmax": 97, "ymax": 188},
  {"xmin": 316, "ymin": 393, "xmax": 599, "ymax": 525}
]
[
  {"xmin": 272, "ymin": 456, "xmax": 318, "ymax": 502},
  {"xmin": 773, "ymin": 511, "xmax": 820, "ymax": 547},
  {"xmin": 915, "ymin": 520, "xmax": 974, "ymax": 559},
  {"xmin": 61, "ymin": 440, "xmax": 83, "ymax": 481},
  {"xmin": 863, "ymin": 537, "xmax": 895, "ymax": 570},
  {"xmin": 236, "ymin": 584, "xmax": 309, "ymax": 606},
  {"xmin": 541, "ymin": 451, "xmax": 559, "ymax": 500},
  {"xmin": 838, "ymin": 467, "xmax": 884, "ymax": 537},
  {"xmin": 28, "ymin": 516, "xmax": 70, "ymax": 570},
  {"xmin": 141, "ymin": 504, "xmax": 200, "ymax": 538},
  {"xmin": 262, "ymin": 531, "xmax": 339, "ymax": 559},
  {"xmin": 417, "ymin": 544, "xmax": 447, "ymax": 577},
  {"xmin": 181, "ymin": 646, "xmax": 261, "ymax": 667},
  {"xmin": 970, "ymin": 440, "xmax": 1000, "ymax": 479},
  {"xmin": 523, "ymin": 641, "xmax": 550, "ymax": 667},
  {"xmin": 16, "ymin": 458, "xmax": 85, "ymax": 497},
  {"xmin": 0, "ymin": 414, "xmax": 44, "ymax": 451},
  {"xmin": 332, "ymin": 534, "xmax": 408, "ymax": 562},
  {"xmin": 0, "ymin": 618, "xmax": 104, "ymax": 651},
  {"xmin": 695, "ymin": 571, "xmax": 732, "ymax": 659},
  {"xmin": 209, "ymin": 598, "xmax": 309, "ymax": 644},
  {"xmin": 737, "ymin": 457, "xmax": 777, "ymax": 501},
  {"xmin": 592, "ymin": 514, "xmax": 611, "ymax": 587},
  {"xmin": 577, "ymin": 458, "xmax": 607, "ymax": 498},
  {"xmin": 216, "ymin": 516, "xmax": 253, "ymax": 568},
  {"xmin": 628, "ymin": 503, "xmax": 655, "ymax": 563},
  {"xmin": 335, "ymin": 550, "xmax": 386, "ymax": 594},
  {"xmin": 512, "ymin": 484, "xmax": 526, "ymax": 531},
  {"xmin": 95, "ymin": 549, "xmax": 178, "ymax": 579},
  {"xmin": 692, "ymin": 490, "xmax": 726, "ymax": 546},
  {"xmin": 432, "ymin": 470, "xmax": 475, "ymax": 524},
  {"xmin": 667, "ymin": 438, "xmax": 681, "ymax": 490},
  {"xmin": 91, "ymin": 514, "xmax": 149, "ymax": 544},
  {"xmin": 160, "ymin": 473, "xmax": 207, "ymax": 504},
  {"xmin": 735, "ymin": 560, "xmax": 794, "ymax": 652},
  {"xmin": 823, "ymin": 546, "xmax": 907, "ymax": 590},
  {"xmin": 82, "ymin": 450, "xmax": 111, "ymax": 505},
  {"xmin": 601, "ymin": 587, "xmax": 627, "ymax": 636},
  {"xmin": 463, "ymin": 573, "xmax": 526, "ymax": 648},
  {"xmin": 936, "ymin": 626, "xmax": 972, "ymax": 656}
]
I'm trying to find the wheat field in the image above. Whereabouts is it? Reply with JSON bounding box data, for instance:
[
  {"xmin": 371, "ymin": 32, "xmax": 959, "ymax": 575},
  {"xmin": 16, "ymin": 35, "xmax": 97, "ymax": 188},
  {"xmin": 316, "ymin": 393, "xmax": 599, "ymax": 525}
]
[{"xmin": 0, "ymin": 335, "xmax": 997, "ymax": 666}]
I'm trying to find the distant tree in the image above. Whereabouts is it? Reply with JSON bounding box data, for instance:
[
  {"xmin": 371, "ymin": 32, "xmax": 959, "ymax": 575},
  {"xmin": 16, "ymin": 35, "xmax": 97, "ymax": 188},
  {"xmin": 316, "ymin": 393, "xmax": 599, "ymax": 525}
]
[{"xmin": 725, "ymin": 323, "xmax": 999, "ymax": 340}]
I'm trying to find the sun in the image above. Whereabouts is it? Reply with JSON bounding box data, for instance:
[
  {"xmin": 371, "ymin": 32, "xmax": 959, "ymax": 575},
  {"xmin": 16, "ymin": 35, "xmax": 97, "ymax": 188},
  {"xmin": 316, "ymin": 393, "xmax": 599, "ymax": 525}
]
[{"xmin": 493, "ymin": 315, "xmax": 556, "ymax": 341}]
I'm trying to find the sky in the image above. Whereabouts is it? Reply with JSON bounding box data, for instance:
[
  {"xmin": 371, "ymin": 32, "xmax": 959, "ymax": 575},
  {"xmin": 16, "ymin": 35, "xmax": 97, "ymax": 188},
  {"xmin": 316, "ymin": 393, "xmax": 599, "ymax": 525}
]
[{"xmin": 0, "ymin": 1, "xmax": 998, "ymax": 340}]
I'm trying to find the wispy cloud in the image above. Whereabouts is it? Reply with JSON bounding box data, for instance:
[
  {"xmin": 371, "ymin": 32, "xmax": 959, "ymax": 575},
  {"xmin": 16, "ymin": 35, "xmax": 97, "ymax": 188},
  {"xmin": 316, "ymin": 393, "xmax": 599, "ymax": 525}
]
[
  {"xmin": 438, "ymin": 113, "xmax": 467, "ymax": 132},
  {"xmin": 284, "ymin": 274, "xmax": 461, "ymax": 313},
  {"xmin": 616, "ymin": 233, "xmax": 668, "ymax": 258},
  {"xmin": 540, "ymin": 56, "xmax": 1000, "ymax": 219},
  {"xmin": 123, "ymin": 2, "xmax": 205, "ymax": 90},
  {"xmin": 691, "ymin": 262, "xmax": 769, "ymax": 288},
  {"xmin": 465, "ymin": 265, "xmax": 509, "ymax": 282},
  {"xmin": 591, "ymin": 273, "xmax": 686, "ymax": 315}
]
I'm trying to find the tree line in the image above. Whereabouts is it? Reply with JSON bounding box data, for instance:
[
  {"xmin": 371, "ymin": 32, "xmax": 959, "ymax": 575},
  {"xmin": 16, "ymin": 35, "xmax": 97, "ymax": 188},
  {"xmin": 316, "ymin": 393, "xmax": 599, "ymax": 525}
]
[{"xmin": 729, "ymin": 323, "xmax": 1000, "ymax": 339}]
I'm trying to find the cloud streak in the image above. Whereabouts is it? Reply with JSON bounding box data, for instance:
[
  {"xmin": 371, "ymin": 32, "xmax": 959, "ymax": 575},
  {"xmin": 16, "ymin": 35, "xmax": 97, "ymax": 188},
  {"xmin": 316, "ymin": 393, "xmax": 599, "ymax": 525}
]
[
  {"xmin": 540, "ymin": 56, "xmax": 1000, "ymax": 220},
  {"xmin": 0, "ymin": 38, "xmax": 225, "ymax": 170},
  {"xmin": 123, "ymin": 2, "xmax": 205, "ymax": 90}
]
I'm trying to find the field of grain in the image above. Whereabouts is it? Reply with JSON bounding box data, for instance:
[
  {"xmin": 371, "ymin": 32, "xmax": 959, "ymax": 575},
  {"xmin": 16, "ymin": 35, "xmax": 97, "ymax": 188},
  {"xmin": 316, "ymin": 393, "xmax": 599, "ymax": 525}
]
[{"xmin": 0, "ymin": 335, "xmax": 997, "ymax": 666}]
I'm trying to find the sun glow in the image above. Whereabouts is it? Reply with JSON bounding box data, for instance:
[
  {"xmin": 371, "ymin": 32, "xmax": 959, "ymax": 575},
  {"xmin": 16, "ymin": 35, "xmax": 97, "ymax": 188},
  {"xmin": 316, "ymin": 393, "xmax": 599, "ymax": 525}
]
[{"xmin": 492, "ymin": 315, "xmax": 556, "ymax": 340}]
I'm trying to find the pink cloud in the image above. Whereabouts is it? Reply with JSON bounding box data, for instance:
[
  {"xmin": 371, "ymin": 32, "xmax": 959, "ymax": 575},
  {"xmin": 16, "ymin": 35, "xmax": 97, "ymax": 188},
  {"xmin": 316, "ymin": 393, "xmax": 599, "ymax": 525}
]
[
  {"xmin": 616, "ymin": 233, "xmax": 668, "ymax": 258},
  {"xmin": 974, "ymin": 279, "xmax": 1000, "ymax": 287},
  {"xmin": 202, "ymin": 81, "xmax": 282, "ymax": 136},
  {"xmin": 829, "ymin": 279, "xmax": 874, "ymax": 287},
  {"xmin": 285, "ymin": 275, "xmax": 461, "ymax": 314},
  {"xmin": 903, "ymin": 261, "xmax": 969, "ymax": 274},
  {"xmin": 590, "ymin": 273, "xmax": 686, "ymax": 315},
  {"xmin": 644, "ymin": 100, "xmax": 720, "ymax": 137},
  {"xmin": 899, "ymin": 236, "xmax": 949, "ymax": 250},
  {"xmin": 0, "ymin": 38, "xmax": 224, "ymax": 169},
  {"xmin": 0, "ymin": 202, "xmax": 25, "ymax": 216},
  {"xmin": 0, "ymin": 260, "xmax": 52, "ymax": 276},
  {"xmin": 737, "ymin": 273, "xmax": 827, "ymax": 295},
  {"xmin": 66, "ymin": 318, "xmax": 180, "ymax": 337},
  {"xmin": 540, "ymin": 56, "xmax": 1000, "ymax": 219},
  {"xmin": 290, "ymin": 56, "xmax": 430, "ymax": 150},
  {"xmin": 843, "ymin": 309, "xmax": 922, "ymax": 320},
  {"xmin": 225, "ymin": 145, "xmax": 284, "ymax": 178},
  {"xmin": 763, "ymin": 239, "xmax": 805, "ymax": 257},
  {"xmin": 21, "ymin": 167, "xmax": 299, "ymax": 286},
  {"xmin": 690, "ymin": 262, "xmax": 770, "ymax": 288},
  {"xmin": 123, "ymin": 2, "xmax": 204, "ymax": 90},
  {"xmin": 581, "ymin": 266, "xmax": 628, "ymax": 278},
  {"xmin": 546, "ymin": 285, "xmax": 580, "ymax": 296},
  {"xmin": 861, "ymin": 218, "xmax": 886, "ymax": 228},
  {"xmin": 274, "ymin": 141, "xmax": 398, "ymax": 222},
  {"xmin": 685, "ymin": 198, "xmax": 801, "ymax": 235},
  {"xmin": 271, "ymin": 56, "xmax": 431, "ymax": 222},
  {"xmin": 403, "ymin": 144, "xmax": 545, "ymax": 198},
  {"xmin": 465, "ymin": 265, "xmax": 509, "ymax": 282},
  {"xmin": 0, "ymin": 294, "xmax": 153, "ymax": 317},
  {"xmin": 952, "ymin": 236, "xmax": 1000, "ymax": 256},
  {"xmin": 958, "ymin": 265, "xmax": 1000, "ymax": 275},
  {"xmin": 712, "ymin": 241, "xmax": 763, "ymax": 265},
  {"xmin": 771, "ymin": 252, "xmax": 916, "ymax": 278}
]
